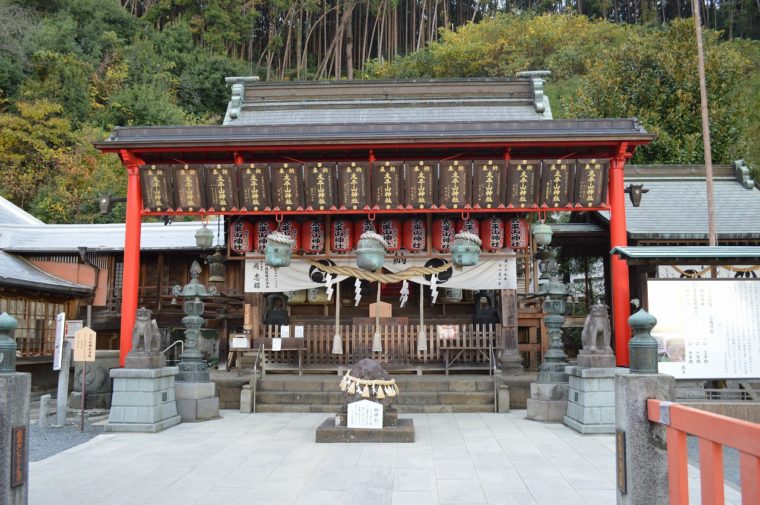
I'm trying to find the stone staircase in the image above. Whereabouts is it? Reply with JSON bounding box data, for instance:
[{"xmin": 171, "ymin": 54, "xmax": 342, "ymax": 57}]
[{"xmin": 254, "ymin": 375, "xmax": 499, "ymax": 413}]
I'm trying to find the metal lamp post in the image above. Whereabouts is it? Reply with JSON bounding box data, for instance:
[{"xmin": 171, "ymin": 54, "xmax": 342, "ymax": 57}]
[
  {"xmin": 536, "ymin": 249, "xmax": 570, "ymax": 383},
  {"xmin": 172, "ymin": 261, "xmax": 217, "ymax": 382}
]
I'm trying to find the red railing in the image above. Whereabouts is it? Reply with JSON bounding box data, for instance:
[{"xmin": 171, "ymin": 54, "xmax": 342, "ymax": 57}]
[{"xmin": 647, "ymin": 399, "xmax": 760, "ymax": 505}]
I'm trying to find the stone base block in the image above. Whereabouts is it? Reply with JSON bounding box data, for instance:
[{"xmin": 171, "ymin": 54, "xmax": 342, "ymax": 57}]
[
  {"xmin": 526, "ymin": 398, "xmax": 567, "ymax": 422},
  {"xmin": 576, "ymin": 353, "xmax": 616, "ymax": 369},
  {"xmin": 530, "ymin": 382, "xmax": 569, "ymax": 401},
  {"xmin": 125, "ymin": 353, "xmax": 166, "ymax": 369},
  {"xmin": 497, "ymin": 385, "xmax": 510, "ymax": 413},
  {"xmin": 68, "ymin": 391, "xmax": 112, "ymax": 410},
  {"xmin": 107, "ymin": 367, "xmax": 179, "ymax": 433},
  {"xmin": 175, "ymin": 381, "xmax": 216, "ymax": 400},
  {"xmin": 176, "ymin": 397, "xmax": 220, "ymax": 422},
  {"xmin": 1, "ymin": 373, "xmax": 31, "ymax": 505},
  {"xmin": 316, "ymin": 417, "xmax": 414, "ymax": 443},
  {"xmin": 177, "ymin": 361, "xmax": 210, "ymax": 383},
  {"xmin": 564, "ymin": 366, "xmax": 623, "ymax": 434},
  {"xmin": 562, "ymin": 415, "xmax": 614, "ymax": 434}
]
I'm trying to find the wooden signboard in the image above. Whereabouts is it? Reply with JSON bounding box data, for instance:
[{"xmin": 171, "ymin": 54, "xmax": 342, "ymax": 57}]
[
  {"xmin": 372, "ymin": 160, "xmax": 402, "ymax": 210},
  {"xmin": 73, "ymin": 327, "xmax": 96, "ymax": 362},
  {"xmin": 540, "ymin": 159, "xmax": 575, "ymax": 208},
  {"xmin": 239, "ymin": 163, "xmax": 271, "ymax": 211},
  {"xmin": 271, "ymin": 162, "xmax": 304, "ymax": 211},
  {"xmin": 473, "ymin": 160, "xmax": 505, "ymax": 209},
  {"xmin": 305, "ymin": 162, "xmax": 335, "ymax": 211},
  {"xmin": 337, "ymin": 161, "xmax": 369, "ymax": 210},
  {"xmin": 574, "ymin": 158, "xmax": 609, "ymax": 207},
  {"xmin": 405, "ymin": 160, "xmax": 436, "ymax": 209},
  {"xmin": 139, "ymin": 165, "xmax": 173, "ymax": 212},
  {"xmin": 205, "ymin": 164, "xmax": 239, "ymax": 212},
  {"xmin": 506, "ymin": 160, "xmax": 539, "ymax": 209},
  {"xmin": 173, "ymin": 165, "xmax": 205, "ymax": 212},
  {"xmin": 439, "ymin": 160, "xmax": 471, "ymax": 209}
]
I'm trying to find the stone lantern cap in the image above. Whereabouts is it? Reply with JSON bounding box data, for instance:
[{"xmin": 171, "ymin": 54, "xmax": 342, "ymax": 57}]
[
  {"xmin": 172, "ymin": 261, "xmax": 217, "ymax": 298},
  {"xmin": 0, "ymin": 311, "xmax": 18, "ymax": 333},
  {"xmin": 629, "ymin": 307, "xmax": 657, "ymax": 331}
]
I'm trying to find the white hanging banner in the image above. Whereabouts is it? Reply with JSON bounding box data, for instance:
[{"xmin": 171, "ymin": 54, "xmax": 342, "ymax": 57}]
[{"xmin": 244, "ymin": 256, "xmax": 517, "ymax": 293}]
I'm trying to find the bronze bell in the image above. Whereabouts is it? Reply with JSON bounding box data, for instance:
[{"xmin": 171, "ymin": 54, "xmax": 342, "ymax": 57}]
[{"xmin": 208, "ymin": 248, "xmax": 226, "ymax": 283}]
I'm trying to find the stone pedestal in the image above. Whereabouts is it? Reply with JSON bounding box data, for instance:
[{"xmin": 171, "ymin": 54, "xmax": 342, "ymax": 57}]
[
  {"xmin": 125, "ymin": 352, "xmax": 166, "ymax": 370},
  {"xmin": 563, "ymin": 366, "xmax": 625, "ymax": 434},
  {"xmin": 69, "ymin": 350, "xmax": 120, "ymax": 410},
  {"xmin": 526, "ymin": 382, "xmax": 568, "ymax": 422},
  {"xmin": 576, "ymin": 351, "xmax": 616, "ymax": 369},
  {"xmin": 315, "ymin": 418, "xmax": 414, "ymax": 443},
  {"xmin": 175, "ymin": 381, "xmax": 220, "ymax": 422},
  {"xmin": 0, "ymin": 373, "xmax": 31, "ymax": 505},
  {"xmin": 106, "ymin": 367, "xmax": 181, "ymax": 433},
  {"xmin": 616, "ymin": 373, "xmax": 674, "ymax": 505}
]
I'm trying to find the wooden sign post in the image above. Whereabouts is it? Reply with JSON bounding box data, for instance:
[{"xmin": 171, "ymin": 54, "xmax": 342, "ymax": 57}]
[{"xmin": 73, "ymin": 327, "xmax": 96, "ymax": 432}]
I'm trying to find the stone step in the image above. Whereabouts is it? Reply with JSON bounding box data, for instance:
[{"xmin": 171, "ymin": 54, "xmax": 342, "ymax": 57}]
[
  {"xmin": 256, "ymin": 376, "xmax": 495, "ymax": 393},
  {"xmin": 254, "ymin": 391, "xmax": 494, "ymax": 406},
  {"xmin": 254, "ymin": 404, "xmax": 494, "ymax": 414}
]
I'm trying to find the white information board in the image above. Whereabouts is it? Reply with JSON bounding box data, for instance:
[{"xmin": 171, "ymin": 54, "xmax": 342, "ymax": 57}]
[
  {"xmin": 53, "ymin": 312, "xmax": 66, "ymax": 371},
  {"xmin": 271, "ymin": 338, "xmax": 282, "ymax": 351},
  {"xmin": 347, "ymin": 399, "xmax": 383, "ymax": 430},
  {"xmin": 648, "ymin": 279, "xmax": 760, "ymax": 379}
]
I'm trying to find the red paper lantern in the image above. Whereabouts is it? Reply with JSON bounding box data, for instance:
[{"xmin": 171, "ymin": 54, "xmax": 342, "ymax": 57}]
[
  {"xmin": 353, "ymin": 219, "xmax": 377, "ymax": 247},
  {"xmin": 331, "ymin": 218, "xmax": 353, "ymax": 253},
  {"xmin": 507, "ymin": 217, "xmax": 530, "ymax": 249},
  {"xmin": 432, "ymin": 218, "xmax": 456, "ymax": 253},
  {"xmin": 402, "ymin": 218, "xmax": 426, "ymax": 252},
  {"xmin": 456, "ymin": 217, "xmax": 480, "ymax": 236},
  {"xmin": 301, "ymin": 219, "xmax": 325, "ymax": 253},
  {"xmin": 229, "ymin": 220, "xmax": 254, "ymax": 254},
  {"xmin": 279, "ymin": 219, "xmax": 301, "ymax": 252},
  {"xmin": 480, "ymin": 217, "xmax": 505, "ymax": 251},
  {"xmin": 253, "ymin": 220, "xmax": 277, "ymax": 253},
  {"xmin": 379, "ymin": 218, "xmax": 402, "ymax": 252}
]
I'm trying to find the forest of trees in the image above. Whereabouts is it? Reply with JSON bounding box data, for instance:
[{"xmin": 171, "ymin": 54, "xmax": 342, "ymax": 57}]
[{"xmin": 0, "ymin": 0, "xmax": 758, "ymax": 223}]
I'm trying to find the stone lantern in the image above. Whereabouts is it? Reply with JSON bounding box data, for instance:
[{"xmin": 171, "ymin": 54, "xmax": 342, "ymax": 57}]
[
  {"xmin": 451, "ymin": 232, "xmax": 481, "ymax": 267},
  {"xmin": 265, "ymin": 231, "xmax": 295, "ymax": 267},
  {"xmin": 355, "ymin": 231, "xmax": 388, "ymax": 271},
  {"xmin": 172, "ymin": 261, "xmax": 218, "ymax": 383},
  {"xmin": 536, "ymin": 251, "xmax": 570, "ymax": 383},
  {"xmin": 0, "ymin": 312, "xmax": 18, "ymax": 373},
  {"xmin": 628, "ymin": 307, "xmax": 659, "ymax": 374}
]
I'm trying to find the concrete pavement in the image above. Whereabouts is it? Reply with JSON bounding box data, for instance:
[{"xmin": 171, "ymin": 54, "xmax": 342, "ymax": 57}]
[{"xmin": 29, "ymin": 410, "xmax": 742, "ymax": 505}]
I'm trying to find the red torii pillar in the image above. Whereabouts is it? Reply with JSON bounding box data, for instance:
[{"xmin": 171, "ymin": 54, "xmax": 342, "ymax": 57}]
[
  {"xmin": 609, "ymin": 144, "xmax": 632, "ymax": 366},
  {"xmin": 119, "ymin": 151, "xmax": 143, "ymax": 366}
]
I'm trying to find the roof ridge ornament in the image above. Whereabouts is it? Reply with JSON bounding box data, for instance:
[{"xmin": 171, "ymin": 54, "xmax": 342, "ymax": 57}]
[
  {"xmin": 733, "ymin": 159, "xmax": 755, "ymax": 189},
  {"xmin": 516, "ymin": 70, "xmax": 551, "ymax": 116}
]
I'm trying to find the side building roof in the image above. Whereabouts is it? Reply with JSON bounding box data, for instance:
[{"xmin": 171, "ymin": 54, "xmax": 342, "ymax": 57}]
[{"xmin": 0, "ymin": 250, "xmax": 91, "ymax": 295}]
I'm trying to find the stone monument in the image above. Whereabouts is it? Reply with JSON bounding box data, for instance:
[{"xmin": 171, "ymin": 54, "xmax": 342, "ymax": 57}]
[
  {"xmin": 172, "ymin": 261, "xmax": 220, "ymax": 422},
  {"xmin": 106, "ymin": 307, "xmax": 181, "ymax": 433},
  {"xmin": 564, "ymin": 302, "xmax": 623, "ymax": 434},
  {"xmin": 69, "ymin": 350, "xmax": 120, "ymax": 409},
  {"xmin": 316, "ymin": 358, "xmax": 414, "ymax": 442},
  {"xmin": 0, "ymin": 312, "xmax": 31, "ymax": 505},
  {"xmin": 527, "ymin": 249, "xmax": 570, "ymax": 422}
]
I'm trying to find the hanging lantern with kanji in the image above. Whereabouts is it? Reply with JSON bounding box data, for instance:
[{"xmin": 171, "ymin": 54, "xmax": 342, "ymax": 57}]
[
  {"xmin": 506, "ymin": 217, "xmax": 530, "ymax": 250},
  {"xmin": 253, "ymin": 220, "xmax": 277, "ymax": 253},
  {"xmin": 353, "ymin": 219, "xmax": 377, "ymax": 248},
  {"xmin": 402, "ymin": 218, "xmax": 426, "ymax": 252},
  {"xmin": 456, "ymin": 217, "xmax": 480, "ymax": 235},
  {"xmin": 480, "ymin": 217, "xmax": 505, "ymax": 251},
  {"xmin": 379, "ymin": 218, "xmax": 402, "ymax": 252},
  {"xmin": 229, "ymin": 220, "xmax": 254, "ymax": 254},
  {"xmin": 301, "ymin": 219, "xmax": 325, "ymax": 254},
  {"xmin": 331, "ymin": 218, "xmax": 353, "ymax": 253},
  {"xmin": 279, "ymin": 219, "xmax": 301, "ymax": 252},
  {"xmin": 432, "ymin": 217, "xmax": 456, "ymax": 253}
]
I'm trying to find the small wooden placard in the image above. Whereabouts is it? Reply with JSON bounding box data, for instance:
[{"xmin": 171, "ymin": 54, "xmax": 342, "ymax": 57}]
[
  {"xmin": 506, "ymin": 160, "xmax": 540, "ymax": 209},
  {"xmin": 405, "ymin": 160, "xmax": 436, "ymax": 209},
  {"xmin": 11, "ymin": 426, "xmax": 26, "ymax": 488},
  {"xmin": 205, "ymin": 164, "xmax": 239, "ymax": 211},
  {"xmin": 305, "ymin": 162, "xmax": 336, "ymax": 210},
  {"xmin": 139, "ymin": 165, "xmax": 174, "ymax": 212},
  {"xmin": 473, "ymin": 160, "xmax": 505, "ymax": 209},
  {"xmin": 616, "ymin": 429, "xmax": 627, "ymax": 494},
  {"xmin": 439, "ymin": 160, "xmax": 471, "ymax": 209},
  {"xmin": 239, "ymin": 163, "xmax": 272, "ymax": 211},
  {"xmin": 173, "ymin": 164, "xmax": 206, "ymax": 212},
  {"xmin": 574, "ymin": 158, "xmax": 609, "ymax": 207},
  {"xmin": 368, "ymin": 301, "xmax": 392, "ymax": 318},
  {"xmin": 540, "ymin": 159, "xmax": 575, "ymax": 208},
  {"xmin": 372, "ymin": 161, "xmax": 403, "ymax": 210},
  {"xmin": 271, "ymin": 162, "xmax": 304, "ymax": 211},
  {"xmin": 337, "ymin": 161, "xmax": 370, "ymax": 210}
]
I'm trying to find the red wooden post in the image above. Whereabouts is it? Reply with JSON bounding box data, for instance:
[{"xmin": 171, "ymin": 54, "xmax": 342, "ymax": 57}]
[
  {"xmin": 667, "ymin": 426, "xmax": 690, "ymax": 505},
  {"xmin": 609, "ymin": 144, "xmax": 631, "ymax": 366},
  {"xmin": 120, "ymin": 152, "xmax": 143, "ymax": 366},
  {"xmin": 699, "ymin": 439, "xmax": 725, "ymax": 505}
]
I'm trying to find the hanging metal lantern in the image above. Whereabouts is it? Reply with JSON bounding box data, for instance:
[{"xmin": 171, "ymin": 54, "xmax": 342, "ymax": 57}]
[
  {"xmin": 301, "ymin": 219, "xmax": 325, "ymax": 254},
  {"xmin": 451, "ymin": 231, "xmax": 482, "ymax": 267},
  {"xmin": 355, "ymin": 231, "xmax": 388, "ymax": 271},
  {"xmin": 229, "ymin": 220, "xmax": 254, "ymax": 254},
  {"xmin": 331, "ymin": 218, "xmax": 353, "ymax": 253},
  {"xmin": 195, "ymin": 221, "xmax": 214, "ymax": 249},
  {"xmin": 279, "ymin": 219, "xmax": 301, "ymax": 252},
  {"xmin": 506, "ymin": 218, "xmax": 530, "ymax": 250},
  {"xmin": 379, "ymin": 218, "xmax": 402, "ymax": 252},
  {"xmin": 265, "ymin": 232, "xmax": 296, "ymax": 267},
  {"xmin": 0, "ymin": 312, "xmax": 18, "ymax": 373},
  {"xmin": 432, "ymin": 217, "xmax": 456, "ymax": 252},
  {"xmin": 480, "ymin": 217, "xmax": 505, "ymax": 251},
  {"xmin": 532, "ymin": 221, "xmax": 553, "ymax": 247},
  {"xmin": 253, "ymin": 220, "xmax": 277, "ymax": 253},
  {"xmin": 402, "ymin": 218, "xmax": 426, "ymax": 252},
  {"xmin": 208, "ymin": 247, "xmax": 226, "ymax": 283}
]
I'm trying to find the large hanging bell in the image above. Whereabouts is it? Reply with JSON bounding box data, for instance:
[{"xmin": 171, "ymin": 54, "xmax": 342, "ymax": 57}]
[
  {"xmin": 451, "ymin": 232, "xmax": 482, "ymax": 267},
  {"xmin": 265, "ymin": 231, "xmax": 295, "ymax": 267},
  {"xmin": 355, "ymin": 231, "xmax": 388, "ymax": 271}
]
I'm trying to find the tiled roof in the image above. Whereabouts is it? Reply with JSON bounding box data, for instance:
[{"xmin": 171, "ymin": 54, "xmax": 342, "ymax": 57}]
[
  {"xmin": 0, "ymin": 250, "xmax": 91, "ymax": 295},
  {"xmin": 0, "ymin": 195, "xmax": 44, "ymax": 226}
]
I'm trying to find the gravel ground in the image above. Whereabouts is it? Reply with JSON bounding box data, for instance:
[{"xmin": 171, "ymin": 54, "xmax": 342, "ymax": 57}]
[{"xmin": 29, "ymin": 420, "xmax": 103, "ymax": 462}]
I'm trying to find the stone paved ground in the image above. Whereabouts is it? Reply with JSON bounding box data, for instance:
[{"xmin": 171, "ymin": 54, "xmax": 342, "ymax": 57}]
[{"xmin": 29, "ymin": 411, "xmax": 742, "ymax": 505}]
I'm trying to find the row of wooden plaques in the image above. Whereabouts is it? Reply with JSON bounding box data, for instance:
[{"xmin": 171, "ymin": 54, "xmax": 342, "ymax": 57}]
[{"xmin": 139, "ymin": 159, "xmax": 609, "ymax": 213}]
